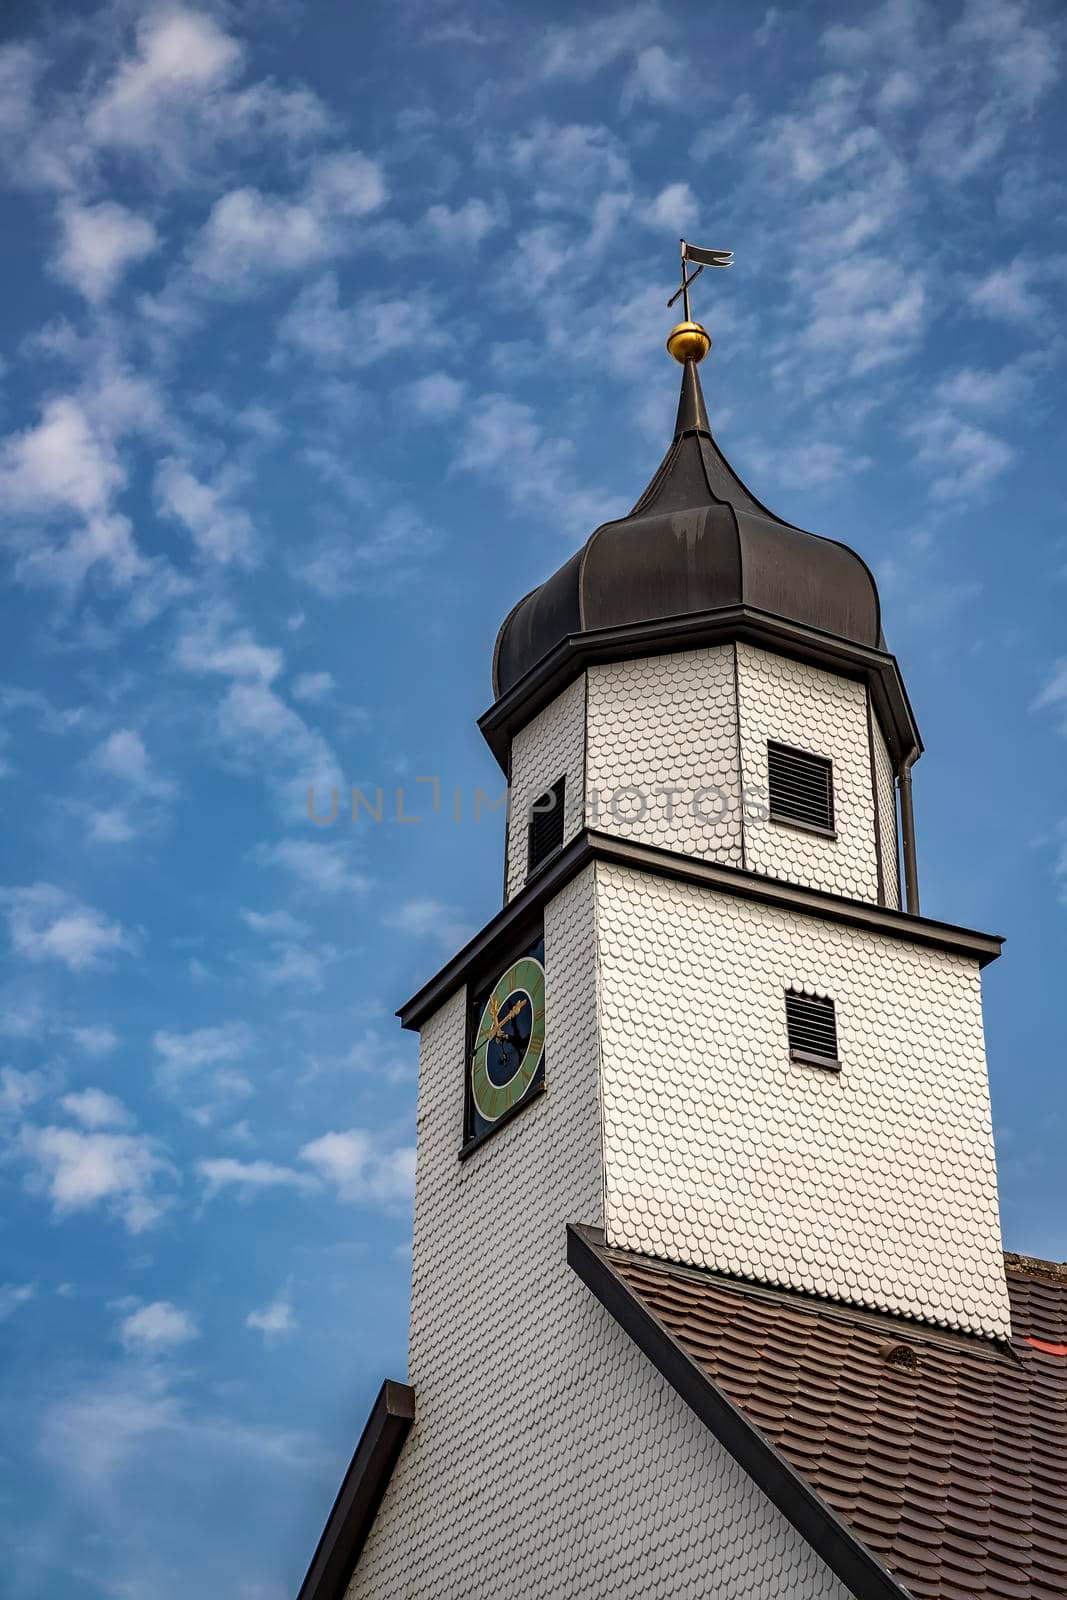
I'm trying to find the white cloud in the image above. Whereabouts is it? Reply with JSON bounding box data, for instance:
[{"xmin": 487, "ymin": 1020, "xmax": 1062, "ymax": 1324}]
[
  {"xmin": 0, "ymin": 1282, "xmax": 36, "ymax": 1322},
  {"xmin": 119, "ymin": 1299, "xmax": 199, "ymax": 1353},
  {"xmin": 69, "ymin": 1024, "xmax": 119, "ymax": 1058},
  {"xmin": 290, "ymin": 671, "xmax": 334, "ymax": 704},
  {"xmin": 385, "ymin": 897, "xmax": 469, "ymax": 947},
  {"xmin": 0, "ymin": 397, "xmax": 123, "ymax": 519},
  {"xmin": 505, "ymin": 121, "xmax": 630, "ymax": 208},
  {"xmin": 155, "ymin": 457, "xmax": 257, "ymax": 566},
  {"xmin": 0, "ymin": 1066, "xmax": 47, "ymax": 1116},
  {"xmin": 91, "ymin": 729, "xmax": 174, "ymax": 798},
  {"xmin": 60, "ymin": 1088, "xmax": 133, "ymax": 1130},
  {"xmin": 278, "ymin": 274, "xmax": 444, "ymax": 369},
  {"xmin": 87, "ymin": 8, "xmax": 244, "ymax": 149},
  {"xmin": 906, "ymin": 407, "xmax": 1015, "ymax": 502},
  {"xmin": 152, "ymin": 1022, "xmax": 253, "ymax": 1104},
  {"xmin": 174, "ymin": 604, "xmax": 343, "ymax": 820},
  {"xmin": 260, "ymin": 838, "xmax": 370, "ymax": 896},
  {"xmin": 2, "ymin": 883, "xmax": 134, "ymax": 971},
  {"xmin": 246, "ymin": 1288, "xmax": 296, "ymax": 1339},
  {"xmin": 86, "ymin": 806, "xmax": 137, "ymax": 845},
  {"xmin": 641, "ymin": 180, "xmax": 697, "ymax": 232},
  {"xmin": 187, "ymin": 150, "xmax": 385, "ymax": 290},
  {"xmin": 1033, "ymin": 661, "xmax": 1067, "ymax": 735},
  {"xmin": 295, "ymin": 506, "xmax": 438, "ymax": 599},
  {"xmin": 623, "ymin": 44, "xmax": 684, "ymax": 107},
  {"xmin": 969, "ymin": 256, "xmax": 1048, "ymax": 324},
  {"xmin": 298, "ymin": 1129, "xmax": 416, "ymax": 1205},
  {"xmin": 39, "ymin": 1367, "xmax": 315, "ymax": 1509},
  {"xmin": 189, "ymin": 187, "xmax": 328, "ymax": 286},
  {"xmin": 954, "ymin": 0, "xmax": 1060, "ymax": 111},
  {"xmin": 794, "ymin": 253, "xmax": 926, "ymax": 378},
  {"xmin": 533, "ymin": 5, "xmax": 665, "ymax": 83},
  {"xmin": 18, "ymin": 1124, "xmax": 172, "ymax": 1232},
  {"xmin": 455, "ymin": 391, "xmax": 618, "ymax": 536},
  {"xmin": 424, "ymin": 198, "xmax": 497, "ymax": 249},
  {"xmin": 173, "ymin": 604, "xmax": 282, "ymax": 683},
  {"xmin": 197, "ymin": 1156, "xmax": 317, "ymax": 1199},
  {"xmin": 403, "ymin": 371, "xmax": 465, "ymax": 418},
  {"xmin": 240, "ymin": 908, "xmax": 309, "ymax": 939},
  {"xmin": 53, "ymin": 202, "xmax": 158, "ymax": 304}
]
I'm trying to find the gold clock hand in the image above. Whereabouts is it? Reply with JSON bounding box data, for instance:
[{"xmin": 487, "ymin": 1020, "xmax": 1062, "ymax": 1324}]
[{"xmin": 498, "ymin": 996, "xmax": 528, "ymax": 1028}]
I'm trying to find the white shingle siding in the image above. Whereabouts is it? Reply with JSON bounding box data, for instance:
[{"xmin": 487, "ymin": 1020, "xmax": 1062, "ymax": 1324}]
[
  {"xmin": 505, "ymin": 644, "xmax": 900, "ymax": 908},
  {"xmin": 596, "ymin": 861, "xmax": 1011, "ymax": 1341},
  {"xmin": 504, "ymin": 673, "xmax": 586, "ymax": 900},
  {"xmin": 736, "ymin": 643, "xmax": 880, "ymax": 900},
  {"xmin": 585, "ymin": 645, "xmax": 744, "ymax": 867},
  {"xmin": 870, "ymin": 712, "xmax": 902, "ymax": 909},
  {"xmin": 350, "ymin": 868, "xmax": 852, "ymax": 1600}
]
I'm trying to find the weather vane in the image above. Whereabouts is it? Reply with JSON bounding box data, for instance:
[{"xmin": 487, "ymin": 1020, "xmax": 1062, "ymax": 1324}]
[{"xmin": 666, "ymin": 238, "xmax": 733, "ymax": 365}]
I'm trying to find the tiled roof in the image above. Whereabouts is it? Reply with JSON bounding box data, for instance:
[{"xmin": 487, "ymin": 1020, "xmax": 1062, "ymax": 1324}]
[{"xmin": 595, "ymin": 1240, "xmax": 1067, "ymax": 1600}]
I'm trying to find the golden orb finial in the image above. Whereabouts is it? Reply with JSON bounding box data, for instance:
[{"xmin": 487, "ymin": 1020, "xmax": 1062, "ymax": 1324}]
[{"xmin": 666, "ymin": 320, "xmax": 711, "ymax": 364}]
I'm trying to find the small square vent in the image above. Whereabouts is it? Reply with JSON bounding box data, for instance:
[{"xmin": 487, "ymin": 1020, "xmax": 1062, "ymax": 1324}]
[
  {"xmin": 768, "ymin": 742, "xmax": 834, "ymax": 834},
  {"xmin": 785, "ymin": 989, "xmax": 840, "ymax": 1069},
  {"xmin": 527, "ymin": 777, "xmax": 566, "ymax": 874}
]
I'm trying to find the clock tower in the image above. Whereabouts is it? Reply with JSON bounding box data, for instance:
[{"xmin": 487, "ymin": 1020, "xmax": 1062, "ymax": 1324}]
[{"xmin": 299, "ymin": 284, "xmax": 1017, "ymax": 1600}]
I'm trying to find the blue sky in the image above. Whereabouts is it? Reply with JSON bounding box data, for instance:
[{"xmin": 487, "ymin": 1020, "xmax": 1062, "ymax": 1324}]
[{"xmin": 0, "ymin": 0, "xmax": 1064, "ymax": 1593}]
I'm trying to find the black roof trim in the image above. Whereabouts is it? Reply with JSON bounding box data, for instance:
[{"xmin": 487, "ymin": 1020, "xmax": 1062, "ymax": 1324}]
[
  {"xmin": 296, "ymin": 1379, "xmax": 415, "ymax": 1600},
  {"xmin": 567, "ymin": 1224, "xmax": 910, "ymax": 1600},
  {"xmin": 397, "ymin": 830, "xmax": 1002, "ymax": 1030},
  {"xmin": 480, "ymin": 606, "xmax": 920, "ymax": 774}
]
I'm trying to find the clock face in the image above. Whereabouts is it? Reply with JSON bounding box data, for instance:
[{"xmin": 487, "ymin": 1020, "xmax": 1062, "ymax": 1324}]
[{"xmin": 468, "ymin": 938, "xmax": 546, "ymax": 1140}]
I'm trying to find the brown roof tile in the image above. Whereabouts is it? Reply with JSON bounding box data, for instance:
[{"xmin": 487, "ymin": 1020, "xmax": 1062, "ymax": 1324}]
[{"xmin": 600, "ymin": 1245, "xmax": 1067, "ymax": 1600}]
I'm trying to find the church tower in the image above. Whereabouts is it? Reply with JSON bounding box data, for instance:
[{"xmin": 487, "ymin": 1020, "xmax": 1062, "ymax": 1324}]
[{"xmin": 297, "ymin": 267, "xmax": 1043, "ymax": 1600}]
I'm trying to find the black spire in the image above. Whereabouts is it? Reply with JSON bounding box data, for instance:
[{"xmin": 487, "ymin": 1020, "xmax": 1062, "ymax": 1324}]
[{"xmin": 673, "ymin": 358, "xmax": 711, "ymax": 439}]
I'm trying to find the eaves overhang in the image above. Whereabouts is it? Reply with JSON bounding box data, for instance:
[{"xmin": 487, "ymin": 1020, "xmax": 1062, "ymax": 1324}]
[
  {"xmin": 567, "ymin": 1224, "xmax": 910, "ymax": 1600},
  {"xmin": 478, "ymin": 605, "xmax": 922, "ymax": 776},
  {"xmin": 397, "ymin": 830, "xmax": 1003, "ymax": 1031},
  {"xmin": 296, "ymin": 1379, "xmax": 415, "ymax": 1600}
]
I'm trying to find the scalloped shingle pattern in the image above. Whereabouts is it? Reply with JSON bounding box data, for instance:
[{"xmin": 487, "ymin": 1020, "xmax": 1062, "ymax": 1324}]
[
  {"xmin": 505, "ymin": 673, "xmax": 586, "ymax": 900},
  {"xmin": 349, "ymin": 869, "xmax": 851, "ymax": 1600},
  {"xmin": 736, "ymin": 643, "xmax": 880, "ymax": 901},
  {"xmin": 603, "ymin": 1244, "xmax": 1067, "ymax": 1600},
  {"xmin": 870, "ymin": 714, "xmax": 901, "ymax": 909},
  {"xmin": 596, "ymin": 861, "xmax": 1011, "ymax": 1340},
  {"xmin": 585, "ymin": 646, "xmax": 743, "ymax": 867}
]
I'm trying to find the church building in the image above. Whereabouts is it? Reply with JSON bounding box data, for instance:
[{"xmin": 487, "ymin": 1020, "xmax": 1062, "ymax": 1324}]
[{"xmin": 297, "ymin": 271, "xmax": 1067, "ymax": 1600}]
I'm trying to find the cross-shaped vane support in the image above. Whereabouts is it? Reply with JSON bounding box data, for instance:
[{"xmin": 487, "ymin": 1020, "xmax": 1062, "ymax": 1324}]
[
  {"xmin": 667, "ymin": 239, "xmax": 734, "ymax": 320},
  {"xmin": 666, "ymin": 239, "xmax": 733, "ymax": 364}
]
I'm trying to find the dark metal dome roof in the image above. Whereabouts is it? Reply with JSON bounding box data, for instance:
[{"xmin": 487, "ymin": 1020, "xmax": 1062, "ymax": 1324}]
[{"xmin": 493, "ymin": 360, "xmax": 884, "ymax": 698}]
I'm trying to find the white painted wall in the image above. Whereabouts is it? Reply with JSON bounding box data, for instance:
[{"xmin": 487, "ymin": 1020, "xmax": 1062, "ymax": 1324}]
[
  {"xmin": 350, "ymin": 868, "xmax": 853, "ymax": 1600},
  {"xmin": 596, "ymin": 860, "xmax": 1011, "ymax": 1340}
]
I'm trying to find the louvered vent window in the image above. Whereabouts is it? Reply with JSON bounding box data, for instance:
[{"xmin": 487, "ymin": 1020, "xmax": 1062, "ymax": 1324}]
[
  {"xmin": 768, "ymin": 742, "xmax": 835, "ymax": 834},
  {"xmin": 527, "ymin": 777, "xmax": 566, "ymax": 875},
  {"xmin": 785, "ymin": 989, "xmax": 840, "ymax": 1069}
]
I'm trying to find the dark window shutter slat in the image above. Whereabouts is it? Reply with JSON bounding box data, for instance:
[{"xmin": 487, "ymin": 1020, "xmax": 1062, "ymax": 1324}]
[
  {"xmin": 527, "ymin": 777, "xmax": 566, "ymax": 873},
  {"xmin": 785, "ymin": 989, "xmax": 839, "ymax": 1064},
  {"xmin": 768, "ymin": 743, "xmax": 834, "ymax": 831}
]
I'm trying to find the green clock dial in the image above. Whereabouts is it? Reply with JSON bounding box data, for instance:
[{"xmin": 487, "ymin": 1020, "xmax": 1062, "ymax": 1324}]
[{"xmin": 470, "ymin": 954, "xmax": 546, "ymax": 1126}]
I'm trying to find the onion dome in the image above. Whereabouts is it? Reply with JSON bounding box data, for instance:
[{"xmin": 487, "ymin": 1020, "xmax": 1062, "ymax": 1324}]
[{"xmin": 492, "ymin": 356, "xmax": 884, "ymax": 700}]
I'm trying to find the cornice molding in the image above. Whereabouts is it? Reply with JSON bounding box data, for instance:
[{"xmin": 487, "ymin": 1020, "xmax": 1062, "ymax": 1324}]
[
  {"xmin": 478, "ymin": 606, "xmax": 922, "ymax": 774},
  {"xmin": 397, "ymin": 831, "xmax": 1002, "ymax": 1031}
]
